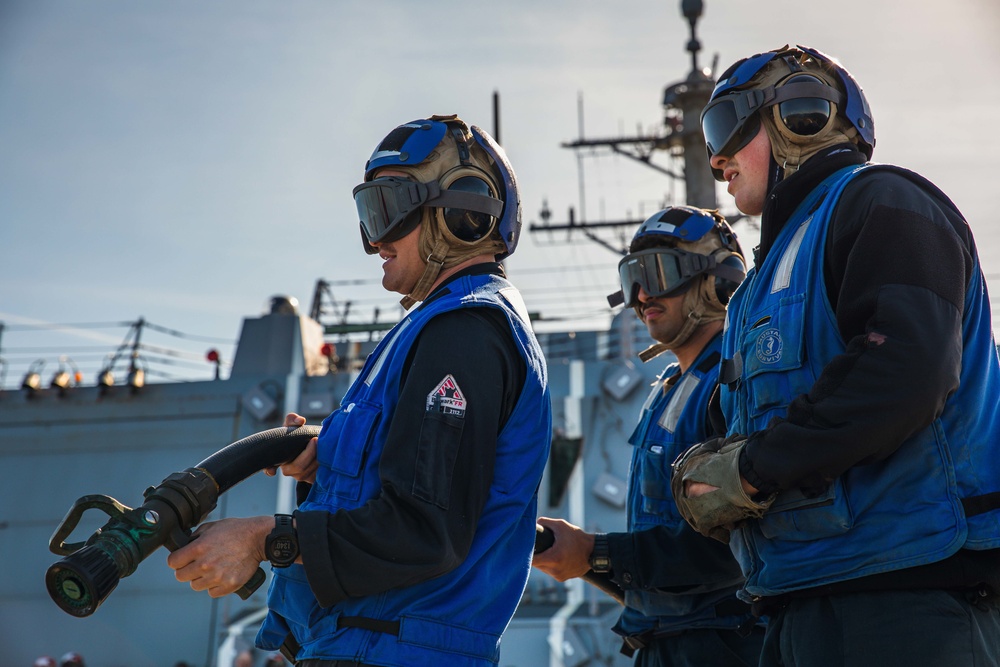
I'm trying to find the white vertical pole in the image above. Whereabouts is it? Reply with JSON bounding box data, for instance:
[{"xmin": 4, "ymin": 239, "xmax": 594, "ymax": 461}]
[
  {"xmin": 276, "ymin": 319, "xmax": 306, "ymax": 516},
  {"xmin": 548, "ymin": 360, "xmax": 586, "ymax": 667}
]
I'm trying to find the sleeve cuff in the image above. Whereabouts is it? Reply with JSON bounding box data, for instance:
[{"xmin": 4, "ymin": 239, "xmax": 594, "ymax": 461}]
[
  {"xmin": 295, "ymin": 481, "xmax": 312, "ymax": 506},
  {"xmin": 294, "ymin": 509, "xmax": 349, "ymax": 608},
  {"xmin": 605, "ymin": 532, "xmax": 638, "ymax": 589},
  {"xmin": 740, "ymin": 436, "xmax": 779, "ymax": 495}
]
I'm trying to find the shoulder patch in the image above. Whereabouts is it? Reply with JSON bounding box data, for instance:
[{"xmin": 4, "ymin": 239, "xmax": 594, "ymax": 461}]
[{"xmin": 426, "ymin": 374, "xmax": 467, "ymax": 417}]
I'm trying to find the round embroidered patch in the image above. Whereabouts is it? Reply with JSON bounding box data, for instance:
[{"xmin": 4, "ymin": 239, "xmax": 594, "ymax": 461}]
[{"xmin": 755, "ymin": 328, "xmax": 783, "ymax": 364}]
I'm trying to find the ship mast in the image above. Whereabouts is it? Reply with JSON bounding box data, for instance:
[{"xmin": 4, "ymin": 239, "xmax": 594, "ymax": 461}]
[{"xmin": 529, "ymin": 0, "xmax": 718, "ymax": 252}]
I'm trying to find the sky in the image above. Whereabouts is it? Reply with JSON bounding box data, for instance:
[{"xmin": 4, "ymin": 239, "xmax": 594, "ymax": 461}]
[{"xmin": 2, "ymin": 0, "xmax": 999, "ymax": 388}]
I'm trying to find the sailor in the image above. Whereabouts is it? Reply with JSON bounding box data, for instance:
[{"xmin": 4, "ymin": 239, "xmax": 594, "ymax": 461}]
[
  {"xmin": 673, "ymin": 45, "xmax": 1000, "ymax": 666},
  {"xmin": 168, "ymin": 114, "xmax": 552, "ymax": 667},
  {"xmin": 533, "ymin": 206, "xmax": 763, "ymax": 666}
]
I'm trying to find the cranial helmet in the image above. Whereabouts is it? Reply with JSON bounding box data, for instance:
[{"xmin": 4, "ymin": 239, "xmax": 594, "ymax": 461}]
[
  {"xmin": 354, "ymin": 114, "xmax": 522, "ymax": 308},
  {"xmin": 608, "ymin": 206, "xmax": 746, "ymax": 359},
  {"xmin": 701, "ymin": 45, "xmax": 875, "ymax": 179}
]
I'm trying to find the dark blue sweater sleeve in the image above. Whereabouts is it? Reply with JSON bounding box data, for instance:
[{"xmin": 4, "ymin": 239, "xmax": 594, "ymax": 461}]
[
  {"xmin": 743, "ymin": 171, "xmax": 971, "ymax": 494},
  {"xmin": 297, "ymin": 307, "xmax": 525, "ymax": 606}
]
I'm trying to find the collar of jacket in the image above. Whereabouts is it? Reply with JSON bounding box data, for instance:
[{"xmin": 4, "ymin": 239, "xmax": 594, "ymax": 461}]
[
  {"xmin": 421, "ymin": 261, "xmax": 505, "ymax": 307},
  {"xmin": 756, "ymin": 143, "xmax": 866, "ymax": 266}
]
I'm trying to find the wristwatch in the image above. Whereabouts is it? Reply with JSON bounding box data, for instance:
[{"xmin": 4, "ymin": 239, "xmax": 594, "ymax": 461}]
[
  {"xmin": 588, "ymin": 533, "xmax": 611, "ymax": 573},
  {"xmin": 265, "ymin": 514, "xmax": 299, "ymax": 568}
]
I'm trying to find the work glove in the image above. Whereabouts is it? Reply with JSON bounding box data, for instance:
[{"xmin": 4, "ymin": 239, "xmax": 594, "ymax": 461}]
[{"xmin": 671, "ymin": 435, "xmax": 776, "ymax": 543}]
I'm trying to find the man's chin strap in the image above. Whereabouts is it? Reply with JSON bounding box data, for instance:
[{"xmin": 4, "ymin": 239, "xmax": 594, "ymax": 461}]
[
  {"xmin": 400, "ymin": 211, "xmax": 507, "ymax": 310},
  {"xmin": 399, "ymin": 238, "xmax": 450, "ymax": 310},
  {"xmin": 636, "ymin": 275, "xmax": 727, "ymax": 363},
  {"xmin": 638, "ymin": 305, "xmax": 705, "ymax": 362}
]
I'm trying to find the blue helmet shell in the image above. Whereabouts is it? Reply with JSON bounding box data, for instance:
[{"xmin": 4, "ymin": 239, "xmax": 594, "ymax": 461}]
[
  {"xmin": 710, "ymin": 45, "xmax": 875, "ymax": 159},
  {"xmin": 363, "ymin": 120, "xmax": 448, "ymax": 178},
  {"xmin": 630, "ymin": 206, "xmax": 723, "ymax": 252}
]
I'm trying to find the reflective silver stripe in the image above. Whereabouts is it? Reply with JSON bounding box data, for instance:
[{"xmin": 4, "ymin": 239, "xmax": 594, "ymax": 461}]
[
  {"xmin": 771, "ymin": 217, "xmax": 811, "ymax": 293},
  {"xmin": 658, "ymin": 374, "xmax": 700, "ymax": 433},
  {"xmin": 365, "ymin": 317, "xmax": 413, "ymax": 386},
  {"xmin": 498, "ymin": 286, "xmax": 531, "ymax": 325}
]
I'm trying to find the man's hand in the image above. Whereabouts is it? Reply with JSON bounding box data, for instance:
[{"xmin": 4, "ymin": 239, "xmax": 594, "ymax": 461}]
[
  {"xmin": 166, "ymin": 516, "xmax": 272, "ymax": 598},
  {"xmin": 686, "ymin": 476, "xmax": 759, "ymax": 498},
  {"xmin": 264, "ymin": 412, "xmax": 319, "ymax": 483},
  {"xmin": 531, "ymin": 517, "xmax": 594, "ymax": 582},
  {"xmin": 671, "ymin": 436, "xmax": 775, "ymax": 542}
]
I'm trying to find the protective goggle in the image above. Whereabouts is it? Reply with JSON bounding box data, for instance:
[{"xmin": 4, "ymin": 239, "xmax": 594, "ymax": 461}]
[
  {"xmin": 353, "ymin": 176, "xmax": 502, "ymax": 250},
  {"xmin": 608, "ymin": 247, "xmax": 718, "ymax": 308},
  {"xmin": 701, "ymin": 77, "xmax": 844, "ymax": 160}
]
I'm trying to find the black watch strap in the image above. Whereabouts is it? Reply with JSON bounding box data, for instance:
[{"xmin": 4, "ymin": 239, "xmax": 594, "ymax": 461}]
[{"xmin": 589, "ymin": 533, "xmax": 611, "ymax": 573}]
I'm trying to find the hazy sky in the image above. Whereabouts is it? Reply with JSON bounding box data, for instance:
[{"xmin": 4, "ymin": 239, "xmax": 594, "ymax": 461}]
[{"xmin": 2, "ymin": 0, "xmax": 999, "ymax": 387}]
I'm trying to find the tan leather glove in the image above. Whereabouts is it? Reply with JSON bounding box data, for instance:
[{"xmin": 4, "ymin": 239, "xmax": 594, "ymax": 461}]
[{"xmin": 671, "ymin": 435, "xmax": 776, "ymax": 543}]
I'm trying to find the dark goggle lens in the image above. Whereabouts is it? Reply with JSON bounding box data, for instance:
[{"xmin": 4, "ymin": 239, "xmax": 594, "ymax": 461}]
[
  {"xmin": 618, "ymin": 249, "xmax": 692, "ymax": 308},
  {"xmin": 702, "ymin": 99, "xmax": 740, "ymax": 156},
  {"xmin": 778, "ymin": 97, "xmax": 832, "ymax": 136},
  {"xmin": 353, "ymin": 178, "xmax": 421, "ymax": 244},
  {"xmin": 702, "ymin": 99, "xmax": 760, "ymax": 158}
]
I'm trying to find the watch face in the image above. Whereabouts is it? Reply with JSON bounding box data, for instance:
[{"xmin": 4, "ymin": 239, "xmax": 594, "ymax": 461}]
[
  {"xmin": 267, "ymin": 516, "xmax": 298, "ymax": 567},
  {"xmin": 269, "ymin": 537, "xmax": 295, "ymax": 560}
]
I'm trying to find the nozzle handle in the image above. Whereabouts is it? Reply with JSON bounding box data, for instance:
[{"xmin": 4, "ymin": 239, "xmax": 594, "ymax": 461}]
[
  {"xmin": 236, "ymin": 567, "xmax": 267, "ymax": 599},
  {"xmin": 49, "ymin": 494, "xmax": 131, "ymax": 556},
  {"xmin": 161, "ymin": 513, "xmax": 265, "ymax": 600}
]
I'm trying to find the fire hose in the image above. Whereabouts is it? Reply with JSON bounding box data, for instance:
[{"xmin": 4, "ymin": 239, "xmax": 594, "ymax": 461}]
[
  {"xmin": 45, "ymin": 423, "xmax": 621, "ymax": 618},
  {"xmin": 46, "ymin": 425, "xmax": 320, "ymax": 617}
]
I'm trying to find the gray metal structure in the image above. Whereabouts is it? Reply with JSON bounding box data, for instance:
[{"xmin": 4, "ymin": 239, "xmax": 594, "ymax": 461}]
[{"xmin": 1, "ymin": 299, "xmax": 669, "ymax": 667}]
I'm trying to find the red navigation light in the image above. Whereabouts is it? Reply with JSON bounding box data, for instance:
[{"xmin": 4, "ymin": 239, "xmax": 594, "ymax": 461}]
[{"xmin": 206, "ymin": 348, "xmax": 222, "ymax": 380}]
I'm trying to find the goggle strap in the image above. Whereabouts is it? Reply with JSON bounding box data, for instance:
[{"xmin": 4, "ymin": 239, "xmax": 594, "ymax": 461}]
[
  {"xmin": 428, "ymin": 188, "xmax": 504, "ymax": 217},
  {"xmin": 733, "ymin": 87, "xmax": 772, "ymax": 117},
  {"xmin": 724, "ymin": 81, "xmax": 843, "ymax": 120},
  {"xmin": 678, "ymin": 252, "xmax": 712, "ymax": 279},
  {"xmin": 398, "ymin": 179, "xmax": 502, "ymax": 217},
  {"xmin": 707, "ymin": 262, "xmax": 746, "ymax": 285},
  {"xmin": 771, "ymin": 80, "xmax": 844, "ymax": 107}
]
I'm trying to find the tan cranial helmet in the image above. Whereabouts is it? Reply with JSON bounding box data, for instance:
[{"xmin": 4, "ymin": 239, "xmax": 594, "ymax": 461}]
[
  {"xmin": 359, "ymin": 114, "xmax": 514, "ymax": 308},
  {"xmin": 702, "ymin": 45, "xmax": 875, "ymax": 182},
  {"xmin": 612, "ymin": 206, "xmax": 746, "ymax": 361},
  {"xmin": 750, "ymin": 49, "xmax": 861, "ymax": 178}
]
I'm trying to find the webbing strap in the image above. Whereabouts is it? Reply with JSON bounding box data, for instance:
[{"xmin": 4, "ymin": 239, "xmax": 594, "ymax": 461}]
[
  {"xmin": 280, "ymin": 633, "xmax": 301, "ymax": 663},
  {"xmin": 279, "ymin": 616, "xmax": 400, "ymax": 664},
  {"xmin": 696, "ymin": 351, "xmax": 722, "ymax": 374},
  {"xmin": 719, "ymin": 352, "xmax": 742, "ymax": 386},
  {"xmin": 963, "ymin": 491, "xmax": 1000, "ymax": 518},
  {"xmin": 337, "ymin": 615, "xmax": 401, "ymax": 636}
]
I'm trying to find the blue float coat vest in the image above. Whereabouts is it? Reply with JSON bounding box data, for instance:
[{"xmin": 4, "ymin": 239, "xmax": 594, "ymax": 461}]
[
  {"xmin": 616, "ymin": 335, "xmax": 746, "ymax": 637},
  {"xmin": 720, "ymin": 164, "xmax": 1000, "ymax": 598},
  {"xmin": 258, "ymin": 273, "xmax": 551, "ymax": 666}
]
